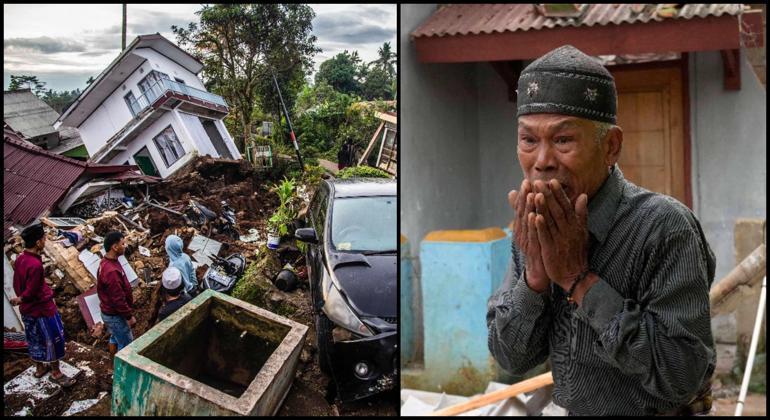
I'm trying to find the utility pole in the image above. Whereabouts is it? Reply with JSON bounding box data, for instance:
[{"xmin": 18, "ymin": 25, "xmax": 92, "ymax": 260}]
[
  {"xmin": 122, "ymin": 4, "xmax": 127, "ymax": 50},
  {"xmin": 272, "ymin": 71, "xmax": 304, "ymax": 172}
]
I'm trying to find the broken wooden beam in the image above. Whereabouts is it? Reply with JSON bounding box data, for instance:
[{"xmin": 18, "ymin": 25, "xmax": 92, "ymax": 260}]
[
  {"xmin": 710, "ymin": 243, "xmax": 765, "ymax": 315},
  {"xmin": 429, "ymin": 371, "xmax": 554, "ymax": 416},
  {"xmin": 146, "ymin": 200, "xmax": 184, "ymax": 216},
  {"xmin": 116, "ymin": 213, "xmax": 146, "ymax": 232}
]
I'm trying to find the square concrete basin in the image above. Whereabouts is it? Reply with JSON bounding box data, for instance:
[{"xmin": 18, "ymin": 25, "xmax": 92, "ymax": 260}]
[{"xmin": 111, "ymin": 289, "xmax": 308, "ymax": 416}]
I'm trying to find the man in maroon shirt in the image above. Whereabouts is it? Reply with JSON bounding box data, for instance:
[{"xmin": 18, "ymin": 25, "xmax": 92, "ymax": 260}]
[
  {"xmin": 97, "ymin": 231, "xmax": 136, "ymax": 358},
  {"xmin": 10, "ymin": 223, "xmax": 77, "ymax": 387}
]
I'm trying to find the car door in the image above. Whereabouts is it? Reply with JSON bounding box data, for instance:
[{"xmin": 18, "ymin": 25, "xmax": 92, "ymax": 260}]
[{"xmin": 308, "ymin": 184, "xmax": 329, "ymax": 304}]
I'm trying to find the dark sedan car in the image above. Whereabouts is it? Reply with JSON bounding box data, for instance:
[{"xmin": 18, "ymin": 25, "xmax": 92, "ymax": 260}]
[{"xmin": 295, "ymin": 178, "xmax": 397, "ymax": 402}]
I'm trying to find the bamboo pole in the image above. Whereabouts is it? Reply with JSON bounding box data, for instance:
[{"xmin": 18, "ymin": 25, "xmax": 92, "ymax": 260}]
[
  {"xmin": 428, "ymin": 372, "xmax": 554, "ymax": 416},
  {"xmin": 709, "ymin": 244, "xmax": 765, "ymax": 314}
]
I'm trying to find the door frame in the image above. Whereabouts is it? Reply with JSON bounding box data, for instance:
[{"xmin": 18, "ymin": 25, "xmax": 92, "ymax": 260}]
[{"xmin": 607, "ymin": 56, "xmax": 692, "ymax": 209}]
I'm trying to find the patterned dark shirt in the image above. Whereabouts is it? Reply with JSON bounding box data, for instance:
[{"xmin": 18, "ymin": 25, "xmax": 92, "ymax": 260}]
[{"xmin": 487, "ymin": 165, "xmax": 717, "ymax": 416}]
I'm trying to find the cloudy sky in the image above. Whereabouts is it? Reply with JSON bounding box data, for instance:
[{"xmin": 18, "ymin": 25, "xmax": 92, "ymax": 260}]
[{"xmin": 3, "ymin": 4, "xmax": 396, "ymax": 92}]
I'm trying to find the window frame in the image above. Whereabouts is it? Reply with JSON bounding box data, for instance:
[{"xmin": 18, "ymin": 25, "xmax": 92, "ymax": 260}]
[
  {"xmin": 152, "ymin": 125, "xmax": 185, "ymax": 168},
  {"xmin": 124, "ymin": 91, "xmax": 140, "ymax": 117}
]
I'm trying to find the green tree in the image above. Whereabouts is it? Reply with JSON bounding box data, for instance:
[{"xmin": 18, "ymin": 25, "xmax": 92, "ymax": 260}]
[
  {"xmin": 314, "ymin": 50, "xmax": 363, "ymax": 95},
  {"xmin": 173, "ymin": 4, "xmax": 320, "ymax": 152},
  {"xmin": 375, "ymin": 42, "xmax": 396, "ymax": 80},
  {"xmin": 42, "ymin": 89, "xmax": 81, "ymax": 114},
  {"xmin": 86, "ymin": 76, "xmax": 95, "ymax": 85},
  {"xmin": 8, "ymin": 75, "xmax": 47, "ymax": 96},
  {"xmin": 360, "ymin": 64, "xmax": 392, "ymax": 101}
]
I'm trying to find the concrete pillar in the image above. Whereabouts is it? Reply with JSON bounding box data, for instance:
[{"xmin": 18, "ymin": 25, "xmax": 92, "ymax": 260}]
[
  {"xmin": 734, "ymin": 219, "xmax": 766, "ymax": 363},
  {"xmin": 400, "ymin": 234, "xmax": 415, "ymax": 365},
  {"xmin": 418, "ymin": 228, "xmax": 511, "ymax": 395}
]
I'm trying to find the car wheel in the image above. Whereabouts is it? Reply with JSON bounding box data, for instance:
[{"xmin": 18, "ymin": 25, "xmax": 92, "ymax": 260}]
[{"xmin": 315, "ymin": 312, "xmax": 334, "ymax": 375}]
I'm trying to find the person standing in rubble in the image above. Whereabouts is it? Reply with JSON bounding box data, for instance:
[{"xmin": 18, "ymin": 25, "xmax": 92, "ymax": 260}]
[
  {"xmin": 165, "ymin": 235, "xmax": 198, "ymax": 297},
  {"xmin": 10, "ymin": 223, "xmax": 77, "ymax": 387},
  {"xmin": 156, "ymin": 267, "xmax": 193, "ymax": 322},
  {"xmin": 338, "ymin": 139, "xmax": 353, "ymax": 170},
  {"xmin": 97, "ymin": 231, "xmax": 136, "ymax": 357}
]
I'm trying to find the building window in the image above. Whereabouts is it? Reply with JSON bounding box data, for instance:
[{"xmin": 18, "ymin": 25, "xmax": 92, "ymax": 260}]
[
  {"xmin": 138, "ymin": 70, "xmax": 170, "ymax": 104},
  {"xmin": 152, "ymin": 125, "xmax": 185, "ymax": 168},
  {"xmin": 124, "ymin": 91, "xmax": 141, "ymax": 117}
]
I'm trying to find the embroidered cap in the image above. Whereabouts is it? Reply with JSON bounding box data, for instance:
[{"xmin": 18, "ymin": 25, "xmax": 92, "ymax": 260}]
[{"xmin": 516, "ymin": 45, "xmax": 617, "ymax": 124}]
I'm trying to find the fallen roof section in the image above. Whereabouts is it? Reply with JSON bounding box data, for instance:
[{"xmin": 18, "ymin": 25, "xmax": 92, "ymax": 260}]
[
  {"xmin": 3, "ymin": 129, "xmax": 138, "ymax": 239},
  {"xmin": 3, "ymin": 89, "xmax": 59, "ymax": 140}
]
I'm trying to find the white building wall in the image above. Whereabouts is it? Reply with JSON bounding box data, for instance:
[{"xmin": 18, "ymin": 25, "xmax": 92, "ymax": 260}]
[
  {"xmin": 109, "ymin": 111, "xmax": 196, "ymax": 178},
  {"xmin": 132, "ymin": 48, "xmax": 206, "ymax": 91},
  {"xmin": 690, "ymin": 50, "xmax": 767, "ymax": 283},
  {"xmin": 215, "ymin": 119, "xmax": 242, "ymax": 159},
  {"xmin": 78, "ymin": 48, "xmax": 210, "ymax": 157},
  {"xmin": 401, "ymin": 4, "xmax": 483, "ymax": 259}
]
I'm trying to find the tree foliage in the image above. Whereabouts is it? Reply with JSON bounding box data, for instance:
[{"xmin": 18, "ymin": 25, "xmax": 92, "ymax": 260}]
[
  {"xmin": 8, "ymin": 75, "xmax": 82, "ymax": 114},
  {"xmin": 8, "ymin": 75, "xmax": 47, "ymax": 96},
  {"xmin": 314, "ymin": 50, "xmax": 363, "ymax": 95},
  {"xmin": 42, "ymin": 89, "xmax": 81, "ymax": 114},
  {"xmin": 173, "ymin": 4, "xmax": 320, "ymax": 152}
]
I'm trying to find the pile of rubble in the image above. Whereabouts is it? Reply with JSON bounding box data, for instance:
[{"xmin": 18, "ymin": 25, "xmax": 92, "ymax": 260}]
[{"xmin": 3, "ymin": 155, "xmax": 398, "ymax": 416}]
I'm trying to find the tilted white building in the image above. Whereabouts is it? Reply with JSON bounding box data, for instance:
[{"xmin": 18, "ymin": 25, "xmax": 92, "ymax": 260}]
[{"xmin": 54, "ymin": 33, "xmax": 241, "ymax": 178}]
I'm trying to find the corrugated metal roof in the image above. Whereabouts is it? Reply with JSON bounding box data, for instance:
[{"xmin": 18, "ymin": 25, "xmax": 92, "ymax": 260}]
[
  {"xmin": 4, "ymin": 133, "xmax": 86, "ymax": 236},
  {"xmin": 3, "ymin": 129, "xmax": 136, "ymax": 239},
  {"xmin": 411, "ymin": 4, "xmax": 747, "ymax": 38},
  {"xmin": 3, "ymin": 89, "xmax": 59, "ymax": 139}
]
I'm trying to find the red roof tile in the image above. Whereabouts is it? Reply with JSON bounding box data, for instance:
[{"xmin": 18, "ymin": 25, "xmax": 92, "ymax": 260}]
[
  {"xmin": 3, "ymin": 130, "xmax": 137, "ymax": 239},
  {"xmin": 411, "ymin": 4, "xmax": 746, "ymax": 38}
]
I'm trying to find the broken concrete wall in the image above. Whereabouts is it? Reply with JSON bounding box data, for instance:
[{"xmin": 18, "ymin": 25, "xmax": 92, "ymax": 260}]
[{"xmin": 112, "ymin": 290, "xmax": 307, "ymax": 416}]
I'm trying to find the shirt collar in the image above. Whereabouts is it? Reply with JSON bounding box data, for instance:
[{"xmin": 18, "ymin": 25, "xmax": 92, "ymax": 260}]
[
  {"xmin": 23, "ymin": 249, "xmax": 42, "ymax": 261},
  {"xmin": 587, "ymin": 164, "xmax": 625, "ymax": 244}
]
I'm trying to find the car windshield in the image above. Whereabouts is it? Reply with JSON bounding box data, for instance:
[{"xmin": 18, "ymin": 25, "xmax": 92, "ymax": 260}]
[{"xmin": 331, "ymin": 195, "xmax": 397, "ymax": 253}]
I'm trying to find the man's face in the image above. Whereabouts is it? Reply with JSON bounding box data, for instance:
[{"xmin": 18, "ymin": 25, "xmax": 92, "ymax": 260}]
[
  {"xmin": 112, "ymin": 238, "xmax": 126, "ymax": 256},
  {"xmin": 517, "ymin": 114, "xmax": 613, "ymax": 203}
]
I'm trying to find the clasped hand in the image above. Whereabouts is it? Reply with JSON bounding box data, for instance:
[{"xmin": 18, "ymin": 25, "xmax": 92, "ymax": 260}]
[{"xmin": 509, "ymin": 179, "xmax": 589, "ymax": 292}]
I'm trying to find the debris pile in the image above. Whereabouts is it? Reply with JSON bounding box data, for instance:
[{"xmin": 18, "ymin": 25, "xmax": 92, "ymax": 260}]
[{"xmin": 4, "ymin": 155, "xmax": 398, "ymax": 416}]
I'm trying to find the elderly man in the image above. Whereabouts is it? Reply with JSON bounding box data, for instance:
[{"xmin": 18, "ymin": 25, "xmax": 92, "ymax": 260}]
[{"xmin": 487, "ymin": 45, "xmax": 716, "ymax": 416}]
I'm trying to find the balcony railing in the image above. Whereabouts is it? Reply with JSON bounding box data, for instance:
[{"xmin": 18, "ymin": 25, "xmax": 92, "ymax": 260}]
[{"xmin": 128, "ymin": 79, "xmax": 228, "ymax": 117}]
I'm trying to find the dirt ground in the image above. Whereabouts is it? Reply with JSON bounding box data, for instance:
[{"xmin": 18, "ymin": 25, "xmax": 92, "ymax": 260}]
[
  {"xmin": 4, "ymin": 156, "xmax": 397, "ymax": 416},
  {"xmin": 713, "ymin": 393, "xmax": 766, "ymax": 416}
]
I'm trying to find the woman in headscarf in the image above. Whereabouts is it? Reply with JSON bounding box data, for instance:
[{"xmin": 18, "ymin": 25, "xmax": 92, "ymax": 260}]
[{"xmin": 164, "ymin": 235, "xmax": 198, "ymax": 296}]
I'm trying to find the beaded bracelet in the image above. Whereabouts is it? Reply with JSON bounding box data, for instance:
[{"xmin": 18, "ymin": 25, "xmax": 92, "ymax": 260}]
[{"xmin": 565, "ymin": 269, "xmax": 591, "ymax": 303}]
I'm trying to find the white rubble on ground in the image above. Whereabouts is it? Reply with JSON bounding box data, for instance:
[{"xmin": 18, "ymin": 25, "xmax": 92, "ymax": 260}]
[
  {"xmin": 61, "ymin": 391, "xmax": 108, "ymax": 416},
  {"xmin": 400, "ymin": 382, "xmax": 568, "ymax": 416}
]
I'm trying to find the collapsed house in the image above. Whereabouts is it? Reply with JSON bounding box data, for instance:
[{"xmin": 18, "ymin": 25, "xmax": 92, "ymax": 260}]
[
  {"xmin": 3, "ymin": 90, "xmax": 86, "ymax": 158},
  {"xmin": 3, "ymin": 127, "xmax": 143, "ymax": 242},
  {"xmin": 53, "ymin": 33, "xmax": 241, "ymax": 179}
]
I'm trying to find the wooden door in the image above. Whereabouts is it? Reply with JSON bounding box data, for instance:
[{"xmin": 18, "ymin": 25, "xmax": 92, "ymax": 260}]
[{"xmin": 611, "ymin": 63, "xmax": 688, "ymax": 207}]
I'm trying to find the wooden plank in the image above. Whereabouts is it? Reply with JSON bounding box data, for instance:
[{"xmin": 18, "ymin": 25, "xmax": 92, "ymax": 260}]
[
  {"xmin": 359, "ymin": 122, "xmax": 385, "ymax": 166},
  {"xmin": 429, "ymin": 372, "xmax": 554, "ymax": 416}
]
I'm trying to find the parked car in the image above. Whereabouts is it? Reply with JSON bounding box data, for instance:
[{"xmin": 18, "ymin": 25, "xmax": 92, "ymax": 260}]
[{"xmin": 295, "ymin": 177, "xmax": 397, "ymax": 402}]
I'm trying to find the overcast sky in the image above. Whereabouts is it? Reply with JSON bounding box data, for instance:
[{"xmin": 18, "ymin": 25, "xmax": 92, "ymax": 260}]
[{"xmin": 3, "ymin": 4, "xmax": 396, "ymax": 92}]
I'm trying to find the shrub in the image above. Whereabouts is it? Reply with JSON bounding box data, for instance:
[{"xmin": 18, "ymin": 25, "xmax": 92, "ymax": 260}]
[{"xmin": 337, "ymin": 165, "xmax": 390, "ymax": 179}]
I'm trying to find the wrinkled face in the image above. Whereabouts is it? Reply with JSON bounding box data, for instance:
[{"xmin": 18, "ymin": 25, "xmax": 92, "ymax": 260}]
[{"xmin": 517, "ymin": 114, "xmax": 613, "ymax": 203}]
